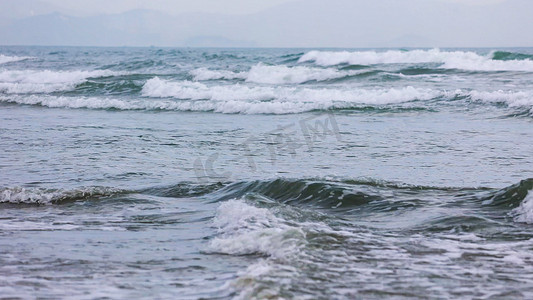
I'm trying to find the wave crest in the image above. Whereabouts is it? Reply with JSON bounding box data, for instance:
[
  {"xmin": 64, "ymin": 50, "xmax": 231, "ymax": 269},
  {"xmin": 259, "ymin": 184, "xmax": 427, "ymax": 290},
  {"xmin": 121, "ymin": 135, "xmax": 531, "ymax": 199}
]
[
  {"xmin": 140, "ymin": 77, "xmax": 439, "ymax": 113},
  {"xmin": 0, "ymin": 186, "xmax": 124, "ymax": 205},
  {"xmin": 0, "ymin": 54, "xmax": 31, "ymax": 65},
  {"xmin": 299, "ymin": 49, "xmax": 533, "ymax": 72},
  {"xmin": 208, "ymin": 199, "xmax": 306, "ymax": 257},
  {"xmin": 3, "ymin": 82, "xmax": 532, "ymax": 115},
  {"xmin": 0, "ymin": 69, "xmax": 126, "ymax": 94},
  {"xmin": 190, "ymin": 67, "xmax": 247, "ymax": 81},
  {"xmin": 191, "ymin": 64, "xmax": 363, "ymax": 84}
]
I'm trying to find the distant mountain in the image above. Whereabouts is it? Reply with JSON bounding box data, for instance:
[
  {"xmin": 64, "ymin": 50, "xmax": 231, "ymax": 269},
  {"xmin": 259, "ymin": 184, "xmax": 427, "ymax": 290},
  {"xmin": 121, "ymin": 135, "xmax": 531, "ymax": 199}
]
[
  {"xmin": 0, "ymin": 0, "xmax": 531, "ymax": 47},
  {"xmin": 0, "ymin": 0, "xmax": 57, "ymax": 26},
  {"xmin": 0, "ymin": 9, "xmax": 255, "ymax": 47}
]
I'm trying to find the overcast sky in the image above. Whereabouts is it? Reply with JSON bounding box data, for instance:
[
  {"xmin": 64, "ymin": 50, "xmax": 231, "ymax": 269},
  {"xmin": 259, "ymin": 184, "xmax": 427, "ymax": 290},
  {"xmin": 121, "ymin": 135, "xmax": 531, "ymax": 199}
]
[
  {"xmin": 0, "ymin": 0, "xmax": 531, "ymax": 47},
  {"xmin": 38, "ymin": 0, "xmax": 297, "ymax": 15}
]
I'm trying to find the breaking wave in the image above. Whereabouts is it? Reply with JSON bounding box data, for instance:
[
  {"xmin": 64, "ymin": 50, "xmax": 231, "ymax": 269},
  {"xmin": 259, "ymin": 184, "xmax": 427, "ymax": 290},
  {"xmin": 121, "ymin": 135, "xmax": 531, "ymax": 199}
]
[
  {"xmin": 0, "ymin": 54, "xmax": 31, "ymax": 65},
  {"xmin": 299, "ymin": 49, "xmax": 533, "ymax": 72},
  {"xmin": 0, "ymin": 186, "xmax": 124, "ymax": 205},
  {"xmin": 190, "ymin": 68, "xmax": 247, "ymax": 81},
  {"xmin": 0, "ymin": 69, "xmax": 126, "ymax": 94},
  {"xmin": 208, "ymin": 199, "xmax": 306, "ymax": 257},
  {"xmin": 511, "ymin": 192, "xmax": 533, "ymax": 224},
  {"xmin": 2, "ymin": 82, "xmax": 532, "ymax": 115},
  {"xmin": 191, "ymin": 64, "xmax": 362, "ymax": 84},
  {"xmin": 469, "ymin": 90, "xmax": 533, "ymax": 108},
  {"xmin": 142, "ymin": 77, "xmax": 440, "ymax": 103}
]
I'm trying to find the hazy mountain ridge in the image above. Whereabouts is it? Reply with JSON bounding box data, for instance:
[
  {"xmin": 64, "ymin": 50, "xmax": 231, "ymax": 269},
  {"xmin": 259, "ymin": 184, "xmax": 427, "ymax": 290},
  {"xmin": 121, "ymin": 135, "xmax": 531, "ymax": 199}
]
[{"xmin": 0, "ymin": 0, "xmax": 531, "ymax": 47}]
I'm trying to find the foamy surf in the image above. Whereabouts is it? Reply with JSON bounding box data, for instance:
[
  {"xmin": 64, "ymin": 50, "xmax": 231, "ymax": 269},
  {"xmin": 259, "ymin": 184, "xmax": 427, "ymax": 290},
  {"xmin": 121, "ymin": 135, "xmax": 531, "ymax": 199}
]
[
  {"xmin": 0, "ymin": 69, "xmax": 126, "ymax": 94},
  {"xmin": 142, "ymin": 77, "xmax": 440, "ymax": 104},
  {"xmin": 0, "ymin": 69, "xmax": 121, "ymax": 84},
  {"xmin": 190, "ymin": 68, "xmax": 247, "ymax": 81},
  {"xmin": 2, "ymin": 85, "xmax": 532, "ymax": 115},
  {"xmin": 469, "ymin": 90, "xmax": 533, "ymax": 108},
  {"xmin": 510, "ymin": 190, "xmax": 533, "ymax": 224},
  {"xmin": 0, "ymin": 186, "xmax": 123, "ymax": 204},
  {"xmin": 191, "ymin": 64, "xmax": 363, "ymax": 84},
  {"xmin": 0, "ymin": 54, "xmax": 32, "ymax": 65},
  {"xmin": 299, "ymin": 49, "xmax": 533, "ymax": 72},
  {"xmin": 208, "ymin": 199, "xmax": 306, "ymax": 258}
]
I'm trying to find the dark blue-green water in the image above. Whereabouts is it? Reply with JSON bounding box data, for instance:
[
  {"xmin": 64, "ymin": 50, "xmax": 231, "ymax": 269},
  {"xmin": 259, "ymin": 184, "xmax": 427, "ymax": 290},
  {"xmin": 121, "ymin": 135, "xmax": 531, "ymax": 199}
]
[{"xmin": 1, "ymin": 46, "xmax": 533, "ymax": 299}]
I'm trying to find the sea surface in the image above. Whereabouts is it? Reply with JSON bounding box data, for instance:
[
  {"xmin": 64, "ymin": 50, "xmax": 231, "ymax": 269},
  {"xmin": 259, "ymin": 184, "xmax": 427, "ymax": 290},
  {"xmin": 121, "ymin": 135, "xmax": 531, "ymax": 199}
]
[{"xmin": 0, "ymin": 46, "xmax": 532, "ymax": 299}]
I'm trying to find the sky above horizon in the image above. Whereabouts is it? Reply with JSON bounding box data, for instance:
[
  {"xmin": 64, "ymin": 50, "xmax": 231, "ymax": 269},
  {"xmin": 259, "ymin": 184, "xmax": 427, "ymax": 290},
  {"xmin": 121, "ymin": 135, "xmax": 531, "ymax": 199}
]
[
  {"xmin": 1, "ymin": 0, "xmax": 531, "ymax": 47},
  {"xmin": 38, "ymin": 0, "xmax": 510, "ymax": 15},
  {"xmin": 39, "ymin": 0, "xmax": 297, "ymax": 15}
]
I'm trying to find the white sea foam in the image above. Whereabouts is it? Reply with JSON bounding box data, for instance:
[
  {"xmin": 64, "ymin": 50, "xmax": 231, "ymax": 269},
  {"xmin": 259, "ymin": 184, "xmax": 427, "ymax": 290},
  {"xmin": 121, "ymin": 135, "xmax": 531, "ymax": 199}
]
[
  {"xmin": 0, "ymin": 186, "xmax": 121, "ymax": 205},
  {"xmin": 141, "ymin": 77, "xmax": 440, "ymax": 113},
  {"xmin": 208, "ymin": 199, "xmax": 306, "ymax": 258},
  {"xmin": 0, "ymin": 69, "xmax": 123, "ymax": 93},
  {"xmin": 191, "ymin": 64, "xmax": 359, "ymax": 84},
  {"xmin": 0, "ymin": 54, "xmax": 31, "ymax": 65},
  {"xmin": 299, "ymin": 49, "xmax": 533, "ymax": 72},
  {"xmin": 3, "ymin": 83, "xmax": 532, "ymax": 114},
  {"xmin": 246, "ymin": 64, "xmax": 353, "ymax": 84},
  {"xmin": 510, "ymin": 190, "xmax": 533, "ymax": 224},
  {"xmin": 190, "ymin": 67, "xmax": 247, "ymax": 81},
  {"xmin": 468, "ymin": 90, "xmax": 533, "ymax": 108}
]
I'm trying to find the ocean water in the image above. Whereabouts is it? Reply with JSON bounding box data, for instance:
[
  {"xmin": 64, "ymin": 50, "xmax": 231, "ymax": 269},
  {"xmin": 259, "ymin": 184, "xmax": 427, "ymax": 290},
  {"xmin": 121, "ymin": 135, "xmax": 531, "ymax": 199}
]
[{"xmin": 0, "ymin": 46, "xmax": 532, "ymax": 299}]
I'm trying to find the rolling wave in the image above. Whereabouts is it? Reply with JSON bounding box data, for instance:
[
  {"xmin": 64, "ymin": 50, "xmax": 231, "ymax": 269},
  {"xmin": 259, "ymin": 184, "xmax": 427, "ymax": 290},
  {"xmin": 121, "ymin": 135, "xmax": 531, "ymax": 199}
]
[
  {"xmin": 481, "ymin": 178, "xmax": 533, "ymax": 208},
  {"xmin": 0, "ymin": 186, "xmax": 125, "ymax": 205},
  {"xmin": 142, "ymin": 77, "xmax": 439, "ymax": 103},
  {"xmin": 191, "ymin": 64, "xmax": 364, "ymax": 84},
  {"xmin": 2, "ymin": 83, "xmax": 532, "ymax": 115},
  {"xmin": 0, "ymin": 69, "xmax": 126, "ymax": 94},
  {"xmin": 210, "ymin": 177, "xmax": 533, "ymax": 225},
  {"xmin": 208, "ymin": 199, "xmax": 306, "ymax": 257},
  {"xmin": 491, "ymin": 51, "xmax": 533, "ymax": 61},
  {"xmin": 299, "ymin": 49, "xmax": 533, "ymax": 71},
  {"xmin": 3, "ymin": 178, "xmax": 532, "ymax": 225},
  {"xmin": 190, "ymin": 68, "xmax": 247, "ymax": 81},
  {"xmin": 0, "ymin": 55, "xmax": 31, "ymax": 65}
]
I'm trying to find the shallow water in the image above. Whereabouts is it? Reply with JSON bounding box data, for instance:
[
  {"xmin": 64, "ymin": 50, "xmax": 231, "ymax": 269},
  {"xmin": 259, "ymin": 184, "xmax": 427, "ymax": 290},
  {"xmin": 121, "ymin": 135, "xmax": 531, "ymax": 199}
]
[{"xmin": 1, "ymin": 46, "xmax": 532, "ymax": 299}]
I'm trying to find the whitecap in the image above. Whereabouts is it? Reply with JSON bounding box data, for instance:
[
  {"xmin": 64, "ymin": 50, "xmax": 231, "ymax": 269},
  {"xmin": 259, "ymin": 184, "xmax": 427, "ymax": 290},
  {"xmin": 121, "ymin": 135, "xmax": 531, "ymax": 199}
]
[
  {"xmin": 208, "ymin": 199, "xmax": 306, "ymax": 258},
  {"xmin": 510, "ymin": 190, "xmax": 533, "ymax": 224},
  {"xmin": 0, "ymin": 54, "xmax": 32, "ymax": 65},
  {"xmin": 0, "ymin": 186, "xmax": 122, "ymax": 205},
  {"xmin": 190, "ymin": 67, "xmax": 247, "ymax": 81},
  {"xmin": 191, "ymin": 64, "xmax": 364, "ymax": 84},
  {"xmin": 0, "ymin": 69, "xmax": 125, "ymax": 93},
  {"xmin": 299, "ymin": 49, "xmax": 533, "ymax": 72}
]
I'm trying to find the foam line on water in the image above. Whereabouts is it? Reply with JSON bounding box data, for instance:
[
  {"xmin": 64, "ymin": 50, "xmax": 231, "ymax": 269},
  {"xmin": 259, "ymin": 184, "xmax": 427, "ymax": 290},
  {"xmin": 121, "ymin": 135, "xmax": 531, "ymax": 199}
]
[
  {"xmin": 142, "ymin": 77, "xmax": 439, "ymax": 103},
  {"xmin": 191, "ymin": 64, "xmax": 364, "ymax": 84},
  {"xmin": 2, "ymin": 85, "xmax": 532, "ymax": 114},
  {"xmin": 0, "ymin": 186, "xmax": 123, "ymax": 205},
  {"xmin": 510, "ymin": 190, "xmax": 533, "ymax": 224},
  {"xmin": 0, "ymin": 55, "xmax": 32, "ymax": 65},
  {"xmin": 0, "ymin": 69, "xmax": 126, "ymax": 93},
  {"xmin": 208, "ymin": 199, "xmax": 306, "ymax": 258},
  {"xmin": 299, "ymin": 49, "xmax": 533, "ymax": 72}
]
